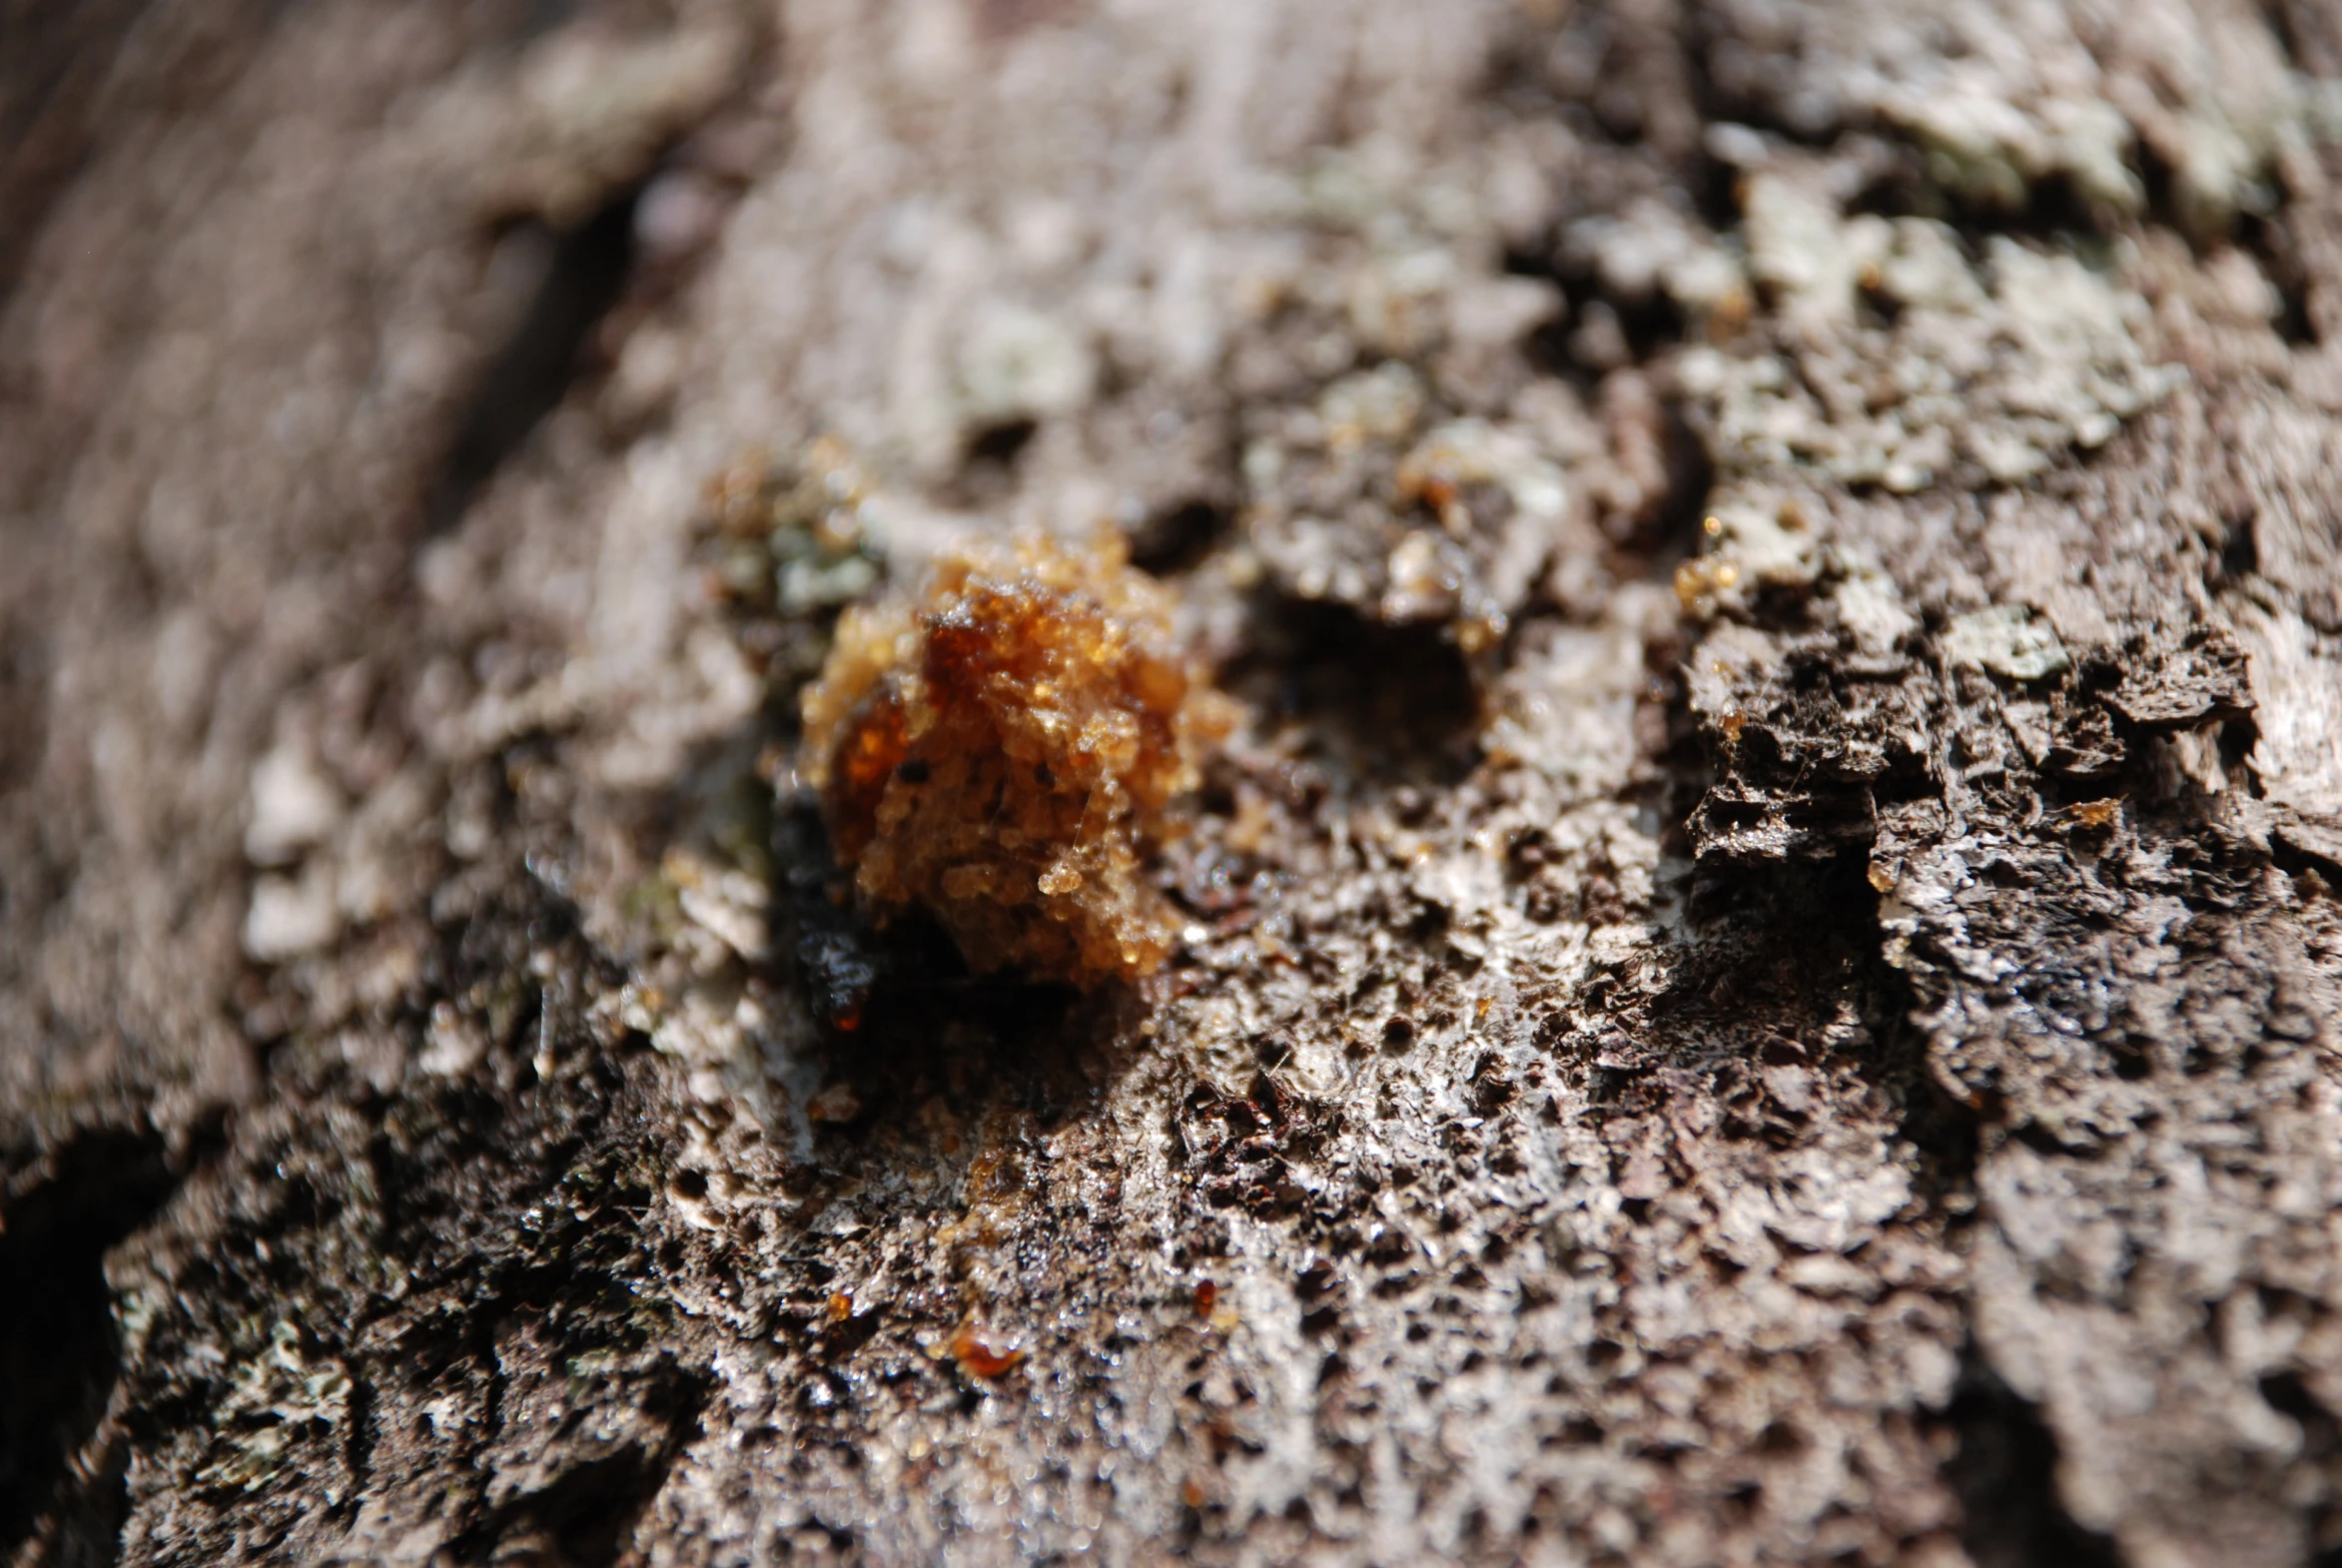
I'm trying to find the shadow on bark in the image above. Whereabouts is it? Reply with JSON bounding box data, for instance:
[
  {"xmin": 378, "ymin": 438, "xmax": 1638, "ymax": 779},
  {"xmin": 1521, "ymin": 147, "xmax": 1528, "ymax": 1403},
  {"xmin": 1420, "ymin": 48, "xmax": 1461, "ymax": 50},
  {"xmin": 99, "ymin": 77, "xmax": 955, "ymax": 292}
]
[
  {"xmin": 1945, "ymin": 1351, "xmax": 2121, "ymax": 1568},
  {"xmin": 0, "ymin": 1125, "xmax": 185, "ymax": 1562}
]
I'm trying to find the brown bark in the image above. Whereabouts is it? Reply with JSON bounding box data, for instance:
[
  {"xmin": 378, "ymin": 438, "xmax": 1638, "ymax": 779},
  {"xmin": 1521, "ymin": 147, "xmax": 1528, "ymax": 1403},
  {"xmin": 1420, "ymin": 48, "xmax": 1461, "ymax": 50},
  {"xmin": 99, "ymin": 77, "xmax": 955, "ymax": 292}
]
[{"xmin": 4, "ymin": 2, "xmax": 2341, "ymax": 1565}]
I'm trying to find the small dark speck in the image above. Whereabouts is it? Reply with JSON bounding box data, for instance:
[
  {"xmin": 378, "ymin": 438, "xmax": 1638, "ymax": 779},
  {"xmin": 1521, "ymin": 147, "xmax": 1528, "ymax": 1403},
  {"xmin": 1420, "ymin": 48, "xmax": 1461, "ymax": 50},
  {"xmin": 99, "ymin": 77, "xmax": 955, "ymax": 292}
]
[
  {"xmin": 896, "ymin": 758, "xmax": 931, "ymax": 784},
  {"xmin": 1035, "ymin": 761, "xmax": 1057, "ymax": 787}
]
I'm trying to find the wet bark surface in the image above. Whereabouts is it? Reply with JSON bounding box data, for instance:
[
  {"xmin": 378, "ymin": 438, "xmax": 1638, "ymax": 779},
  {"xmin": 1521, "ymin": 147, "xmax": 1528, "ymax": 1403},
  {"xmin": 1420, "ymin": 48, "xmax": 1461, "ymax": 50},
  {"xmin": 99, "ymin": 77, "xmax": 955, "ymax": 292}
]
[{"xmin": 4, "ymin": 2, "xmax": 2342, "ymax": 1566}]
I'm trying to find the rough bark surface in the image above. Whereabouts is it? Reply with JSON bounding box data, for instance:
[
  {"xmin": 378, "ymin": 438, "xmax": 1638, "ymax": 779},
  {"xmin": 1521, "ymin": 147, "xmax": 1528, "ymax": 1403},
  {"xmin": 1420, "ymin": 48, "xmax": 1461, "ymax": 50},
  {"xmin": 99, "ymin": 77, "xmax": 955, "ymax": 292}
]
[{"xmin": 4, "ymin": 2, "xmax": 2342, "ymax": 1566}]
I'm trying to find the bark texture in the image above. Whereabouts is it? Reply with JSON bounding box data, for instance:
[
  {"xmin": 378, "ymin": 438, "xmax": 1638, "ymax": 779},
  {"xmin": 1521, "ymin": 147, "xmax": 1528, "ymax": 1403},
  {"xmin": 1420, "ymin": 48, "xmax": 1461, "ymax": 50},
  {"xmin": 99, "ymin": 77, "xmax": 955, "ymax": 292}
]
[{"xmin": 4, "ymin": 2, "xmax": 2342, "ymax": 1565}]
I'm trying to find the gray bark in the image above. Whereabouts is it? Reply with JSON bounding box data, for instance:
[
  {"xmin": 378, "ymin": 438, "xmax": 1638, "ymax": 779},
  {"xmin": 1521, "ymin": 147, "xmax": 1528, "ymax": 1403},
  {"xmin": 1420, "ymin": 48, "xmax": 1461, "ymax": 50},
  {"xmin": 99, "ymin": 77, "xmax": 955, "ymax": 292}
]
[{"xmin": 4, "ymin": 2, "xmax": 2342, "ymax": 1565}]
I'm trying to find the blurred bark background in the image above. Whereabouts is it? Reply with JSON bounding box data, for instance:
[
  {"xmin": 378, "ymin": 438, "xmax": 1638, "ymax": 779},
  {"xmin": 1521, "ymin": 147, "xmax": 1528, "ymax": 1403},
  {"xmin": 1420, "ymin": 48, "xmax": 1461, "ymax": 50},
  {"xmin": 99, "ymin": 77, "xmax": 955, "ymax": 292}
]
[{"xmin": 4, "ymin": 1, "xmax": 2342, "ymax": 1564}]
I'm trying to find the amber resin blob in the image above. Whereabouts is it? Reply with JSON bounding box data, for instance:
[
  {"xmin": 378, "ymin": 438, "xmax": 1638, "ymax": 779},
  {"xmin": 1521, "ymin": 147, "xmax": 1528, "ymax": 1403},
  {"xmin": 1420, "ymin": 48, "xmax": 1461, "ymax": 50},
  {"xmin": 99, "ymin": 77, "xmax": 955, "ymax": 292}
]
[{"xmin": 799, "ymin": 532, "xmax": 1234, "ymax": 989}]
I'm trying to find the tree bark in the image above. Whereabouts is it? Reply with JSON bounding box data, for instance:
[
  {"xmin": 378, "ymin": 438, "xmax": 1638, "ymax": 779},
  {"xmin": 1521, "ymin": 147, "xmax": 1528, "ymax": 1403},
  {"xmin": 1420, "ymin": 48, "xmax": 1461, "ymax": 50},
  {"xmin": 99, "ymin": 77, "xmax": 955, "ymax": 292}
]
[{"xmin": 4, "ymin": 2, "xmax": 2342, "ymax": 1565}]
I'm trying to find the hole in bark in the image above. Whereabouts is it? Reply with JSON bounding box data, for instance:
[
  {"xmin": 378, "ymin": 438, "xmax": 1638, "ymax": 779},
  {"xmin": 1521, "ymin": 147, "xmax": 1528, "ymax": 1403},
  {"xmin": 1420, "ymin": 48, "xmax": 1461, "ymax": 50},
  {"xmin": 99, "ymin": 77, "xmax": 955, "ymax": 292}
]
[
  {"xmin": 1845, "ymin": 157, "xmax": 2114, "ymax": 243},
  {"xmin": 964, "ymin": 416, "xmax": 1037, "ymax": 467},
  {"xmin": 2210, "ymin": 502, "xmax": 2248, "ymax": 589},
  {"xmin": 429, "ymin": 185, "xmax": 644, "ymax": 533},
  {"xmin": 1224, "ymin": 600, "xmax": 1480, "ymax": 783},
  {"xmin": 2239, "ymin": 210, "xmax": 2318, "ymax": 347},
  {"xmin": 1126, "ymin": 498, "xmax": 1232, "ymax": 576},
  {"xmin": 2105, "ymin": 1033, "xmax": 2153, "ymax": 1080},
  {"xmin": 1647, "ymin": 399, "xmax": 1717, "ymax": 564},
  {"xmin": 1543, "ymin": 280, "xmax": 1691, "ymax": 383},
  {"xmin": 942, "ymin": 417, "xmax": 1039, "ymax": 508},
  {"xmin": 1944, "ymin": 1351, "xmax": 2120, "ymax": 1568},
  {"xmin": 0, "ymin": 1125, "xmax": 182, "ymax": 1556},
  {"xmin": 2261, "ymin": 1369, "xmax": 2333, "ymax": 1438}
]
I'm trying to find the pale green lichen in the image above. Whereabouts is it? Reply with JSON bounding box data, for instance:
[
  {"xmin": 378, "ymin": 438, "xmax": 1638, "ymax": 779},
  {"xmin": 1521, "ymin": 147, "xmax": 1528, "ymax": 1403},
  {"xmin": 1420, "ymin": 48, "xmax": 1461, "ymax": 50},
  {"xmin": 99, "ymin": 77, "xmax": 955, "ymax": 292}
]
[
  {"xmin": 698, "ymin": 440, "xmax": 890, "ymax": 696},
  {"xmin": 1890, "ymin": 84, "xmax": 2142, "ymax": 216},
  {"xmin": 1680, "ymin": 174, "xmax": 2182, "ymax": 492},
  {"xmin": 1726, "ymin": 0, "xmax": 2303, "ymax": 240},
  {"xmin": 1942, "ymin": 604, "xmax": 2072, "ymax": 682},
  {"xmin": 955, "ymin": 303, "xmax": 1098, "ymax": 429},
  {"xmin": 192, "ymin": 1321, "xmax": 354, "ymax": 1497},
  {"xmin": 1316, "ymin": 363, "xmax": 1428, "ymax": 450},
  {"xmin": 1673, "ymin": 493, "xmax": 1916, "ymax": 658},
  {"xmin": 1244, "ymin": 373, "xmax": 1605, "ymax": 654}
]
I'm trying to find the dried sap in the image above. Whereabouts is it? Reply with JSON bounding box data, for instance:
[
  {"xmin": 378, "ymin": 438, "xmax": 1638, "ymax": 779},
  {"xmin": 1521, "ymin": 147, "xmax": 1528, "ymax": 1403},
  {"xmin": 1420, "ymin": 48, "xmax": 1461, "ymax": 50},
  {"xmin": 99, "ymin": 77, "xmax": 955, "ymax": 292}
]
[{"xmin": 799, "ymin": 533, "xmax": 1233, "ymax": 988}]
